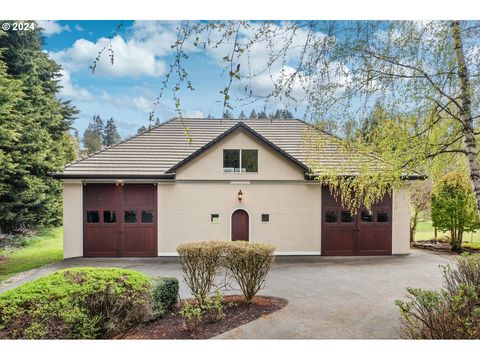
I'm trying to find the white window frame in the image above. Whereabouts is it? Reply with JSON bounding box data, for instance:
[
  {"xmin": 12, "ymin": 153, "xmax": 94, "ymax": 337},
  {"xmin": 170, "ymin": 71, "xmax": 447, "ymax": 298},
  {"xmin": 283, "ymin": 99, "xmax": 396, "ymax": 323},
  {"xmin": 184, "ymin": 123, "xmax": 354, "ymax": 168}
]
[{"xmin": 222, "ymin": 149, "xmax": 258, "ymax": 173}]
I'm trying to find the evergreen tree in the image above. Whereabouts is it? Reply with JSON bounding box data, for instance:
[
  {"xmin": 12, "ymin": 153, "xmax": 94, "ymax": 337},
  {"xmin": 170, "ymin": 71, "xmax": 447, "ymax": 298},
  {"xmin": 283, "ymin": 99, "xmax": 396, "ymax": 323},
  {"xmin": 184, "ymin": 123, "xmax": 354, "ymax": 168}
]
[
  {"xmin": 83, "ymin": 115, "xmax": 104, "ymax": 154},
  {"xmin": 0, "ymin": 23, "xmax": 77, "ymax": 232},
  {"xmin": 104, "ymin": 117, "xmax": 121, "ymax": 146},
  {"xmin": 137, "ymin": 125, "xmax": 148, "ymax": 134},
  {"xmin": 222, "ymin": 110, "xmax": 233, "ymax": 119},
  {"xmin": 238, "ymin": 110, "xmax": 246, "ymax": 119},
  {"xmin": 206, "ymin": 113, "xmax": 214, "ymax": 119},
  {"xmin": 249, "ymin": 109, "xmax": 257, "ymax": 119},
  {"xmin": 257, "ymin": 109, "xmax": 268, "ymax": 118}
]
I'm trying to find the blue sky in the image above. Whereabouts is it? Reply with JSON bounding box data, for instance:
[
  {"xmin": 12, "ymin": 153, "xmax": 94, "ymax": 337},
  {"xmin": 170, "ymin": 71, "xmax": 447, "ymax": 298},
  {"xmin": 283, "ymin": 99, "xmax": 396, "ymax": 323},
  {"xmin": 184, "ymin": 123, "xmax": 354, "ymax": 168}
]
[{"xmin": 40, "ymin": 20, "xmax": 304, "ymax": 138}]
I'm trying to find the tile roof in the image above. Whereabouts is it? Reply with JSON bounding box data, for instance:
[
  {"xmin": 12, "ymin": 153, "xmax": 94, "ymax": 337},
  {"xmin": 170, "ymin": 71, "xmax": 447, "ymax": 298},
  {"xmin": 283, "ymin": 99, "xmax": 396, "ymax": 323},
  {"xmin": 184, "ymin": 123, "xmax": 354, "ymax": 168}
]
[{"xmin": 57, "ymin": 117, "xmax": 386, "ymax": 179}]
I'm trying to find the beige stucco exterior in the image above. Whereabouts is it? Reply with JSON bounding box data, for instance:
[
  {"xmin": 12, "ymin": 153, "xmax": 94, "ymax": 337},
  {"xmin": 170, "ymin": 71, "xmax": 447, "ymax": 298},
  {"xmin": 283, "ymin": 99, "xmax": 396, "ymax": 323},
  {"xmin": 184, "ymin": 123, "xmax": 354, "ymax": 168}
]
[
  {"xmin": 157, "ymin": 182, "xmax": 322, "ymax": 255},
  {"xmin": 61, "ymin": 128, "xmax": 411, "ymax": 258},
  {"xmin": 392, "ymin": 186, "xmax": 411, "ymax": 255},
  {"xmin": 63, "ymin": 182, "xmax": 83, "ymax": 258},
  {"xmin": 176, "ymin": 130, "xmax": 306, "ymax": 181}
]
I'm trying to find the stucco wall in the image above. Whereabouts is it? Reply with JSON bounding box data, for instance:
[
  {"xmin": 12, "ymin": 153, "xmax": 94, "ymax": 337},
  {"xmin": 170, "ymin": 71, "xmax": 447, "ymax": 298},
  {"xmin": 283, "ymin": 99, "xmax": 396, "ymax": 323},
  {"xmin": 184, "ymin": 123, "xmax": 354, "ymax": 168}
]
[
  {"xmin": 176, "ymin": 130, "xmax": 305, "ymax": 181},
  {"xmin": 392, "ymin": 186, "xmax": 411, "ymax": 254},
  {"xmin": 157, "ymin": 182, "xmax": 322, "ymax": 255},
  {"xmin": 63, "ymin": 182, "xmax": 83, "ymax": 258}
]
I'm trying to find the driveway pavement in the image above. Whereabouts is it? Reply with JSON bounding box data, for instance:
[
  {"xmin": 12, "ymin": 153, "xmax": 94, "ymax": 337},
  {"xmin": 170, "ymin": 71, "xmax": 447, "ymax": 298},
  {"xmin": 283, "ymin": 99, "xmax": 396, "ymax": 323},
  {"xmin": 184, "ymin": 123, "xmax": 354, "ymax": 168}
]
[{"xmin": 0, "ymin": 249, "xmax": 453, "ymax": 339}]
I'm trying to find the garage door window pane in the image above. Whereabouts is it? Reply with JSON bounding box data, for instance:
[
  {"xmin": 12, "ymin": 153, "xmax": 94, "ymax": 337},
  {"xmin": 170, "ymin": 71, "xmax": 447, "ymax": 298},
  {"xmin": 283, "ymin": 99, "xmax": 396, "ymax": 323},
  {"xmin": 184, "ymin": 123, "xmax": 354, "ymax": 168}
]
[
  {"xmin": 86, "ymin": 211, "xmax": 99, "ymax": 223},
  {"xmin": 103, "ymin": 211, "xmax": 116, "ymax": 223},
  {"xmin": 325, "ymin": 210, "xmax": 338, "ymax": 223},
  {"xmin": 124, "ymin": 210, "xmax": 137, "ymax": 223},
  {"xmin": 340, "ymin": 211, "xmax": 354, "ymax": 223},
  {"xmin": 141, "ymin": 210, "xmax": 154, "ymax": 223},
  {"xmin": 377, "ymin": 211, "xmax": 389, "ymax": 223},
  {"xmin": 361, "ymin": 210, "xmax": 373, "ymax": 222}
]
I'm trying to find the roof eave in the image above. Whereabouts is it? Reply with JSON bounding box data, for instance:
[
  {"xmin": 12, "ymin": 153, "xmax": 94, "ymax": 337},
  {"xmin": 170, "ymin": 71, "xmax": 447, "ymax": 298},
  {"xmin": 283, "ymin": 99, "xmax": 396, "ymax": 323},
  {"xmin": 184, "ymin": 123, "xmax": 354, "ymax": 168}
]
[{"xmin": 51, "ymin": 173, "xmax": 176, "ymax": 180}]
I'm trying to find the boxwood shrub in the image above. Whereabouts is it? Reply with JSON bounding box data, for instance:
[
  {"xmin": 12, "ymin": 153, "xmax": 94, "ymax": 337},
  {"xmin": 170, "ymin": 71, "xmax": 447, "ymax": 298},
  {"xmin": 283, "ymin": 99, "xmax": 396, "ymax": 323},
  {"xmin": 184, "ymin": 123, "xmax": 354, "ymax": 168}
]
[
  {"xmin": 151, "ymin": 276, "xmax": 179, "ymax": 317},
  {"xmin": 0, "ymin": 267, "xmax": 151, "ymax": 339}
]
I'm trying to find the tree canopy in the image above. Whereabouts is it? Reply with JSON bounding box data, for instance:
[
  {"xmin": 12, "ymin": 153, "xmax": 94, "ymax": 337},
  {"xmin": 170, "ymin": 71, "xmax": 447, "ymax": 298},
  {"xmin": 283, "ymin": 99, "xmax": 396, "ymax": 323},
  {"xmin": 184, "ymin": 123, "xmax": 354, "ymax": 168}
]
[{"xmin": 0, "ymin": 24, "xmax": 77, "ymax": 233}]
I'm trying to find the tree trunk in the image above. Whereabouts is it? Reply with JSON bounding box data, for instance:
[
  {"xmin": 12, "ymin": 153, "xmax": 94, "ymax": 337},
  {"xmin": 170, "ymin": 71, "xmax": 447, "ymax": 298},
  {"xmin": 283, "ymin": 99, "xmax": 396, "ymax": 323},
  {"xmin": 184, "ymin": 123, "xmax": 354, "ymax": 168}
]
[
  {"xmin": 451, "ymin": 21, "xmax": 480, "ymax": 222},
  {"xmin": 410, "ymin": 210, "xmax": 419, "ymax": 242}
]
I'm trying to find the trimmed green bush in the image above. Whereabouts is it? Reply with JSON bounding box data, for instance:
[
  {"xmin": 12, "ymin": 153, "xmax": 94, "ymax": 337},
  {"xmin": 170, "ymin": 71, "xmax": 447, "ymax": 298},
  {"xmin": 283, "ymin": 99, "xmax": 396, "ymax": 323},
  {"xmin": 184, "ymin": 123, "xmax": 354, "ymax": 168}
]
[
  {"xmin": 224, "ymin": 242, "xmax": 275, "ymax": 302},
  {"xmin": 177, "ymin": 241, "xmax": 276, "ymax": 305},
  {"xmin": 396, "ymin": 254, "xmax": 480, "ymax": 339},
  {"xmin": 151, "ymin": 276, "xmax": 179, "ymax": 317},
  {"xmin": 0, "ymin": 267, "xmax": 151, "ymax": 339},
  {"xmin": 177, "ymin": 241, "xmax": 227, "ymax": 305}
]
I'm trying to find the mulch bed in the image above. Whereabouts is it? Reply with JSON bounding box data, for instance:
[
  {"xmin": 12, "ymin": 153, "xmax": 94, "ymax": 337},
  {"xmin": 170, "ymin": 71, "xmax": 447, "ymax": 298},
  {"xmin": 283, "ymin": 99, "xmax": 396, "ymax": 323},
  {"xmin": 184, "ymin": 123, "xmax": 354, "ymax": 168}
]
[{"xmin": 121, "ymin": 295, "xmax": 287, "ymax": 339}]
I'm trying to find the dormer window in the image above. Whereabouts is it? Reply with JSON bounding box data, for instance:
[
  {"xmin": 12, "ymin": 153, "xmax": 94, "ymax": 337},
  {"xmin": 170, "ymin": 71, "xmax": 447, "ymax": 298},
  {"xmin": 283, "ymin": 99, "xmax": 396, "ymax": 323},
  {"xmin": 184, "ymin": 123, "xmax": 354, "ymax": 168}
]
[{"xmin": 223, "ymin": 149, "xmax": 258, "ymax": 172}]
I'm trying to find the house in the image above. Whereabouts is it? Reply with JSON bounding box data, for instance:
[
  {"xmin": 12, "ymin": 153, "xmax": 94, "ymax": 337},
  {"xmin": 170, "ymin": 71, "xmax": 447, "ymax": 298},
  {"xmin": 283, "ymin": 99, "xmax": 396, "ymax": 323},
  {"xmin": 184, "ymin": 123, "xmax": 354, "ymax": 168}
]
[{"xmin": 55, "ymin": 117, "xmax": 413, "ymax": 258}]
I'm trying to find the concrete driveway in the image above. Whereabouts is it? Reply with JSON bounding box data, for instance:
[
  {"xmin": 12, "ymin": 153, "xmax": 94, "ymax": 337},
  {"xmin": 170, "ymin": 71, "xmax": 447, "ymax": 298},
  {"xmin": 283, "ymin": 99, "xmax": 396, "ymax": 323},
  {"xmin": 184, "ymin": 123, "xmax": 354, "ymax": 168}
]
[{"xmin": 0, "ymin": 249, "xmax": 453, "ymax": 339}]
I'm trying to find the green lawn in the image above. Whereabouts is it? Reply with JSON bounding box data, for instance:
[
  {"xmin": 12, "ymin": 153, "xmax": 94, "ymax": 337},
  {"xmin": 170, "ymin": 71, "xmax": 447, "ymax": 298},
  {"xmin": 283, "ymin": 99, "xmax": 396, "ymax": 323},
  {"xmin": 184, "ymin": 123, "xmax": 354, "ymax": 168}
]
[
  {"xmin": 414, "ymin": 221, "xmax": 480, "ymax": 249},
  {"xmin": 0, "ymin": 227, "xmax": 63, "ymax": 283}
]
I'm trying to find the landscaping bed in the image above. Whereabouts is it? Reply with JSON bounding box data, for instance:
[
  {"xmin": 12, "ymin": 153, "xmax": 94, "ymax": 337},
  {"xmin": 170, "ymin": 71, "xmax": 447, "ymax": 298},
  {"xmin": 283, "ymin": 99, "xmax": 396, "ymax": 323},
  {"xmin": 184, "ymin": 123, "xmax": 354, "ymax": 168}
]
[
  {"xmin": 412, "ymin": 240, "xmax": 480, "ymax": 254},
  {"xmin": 122, "ymin": 295, "xmax": 287, "ymax": 339}
]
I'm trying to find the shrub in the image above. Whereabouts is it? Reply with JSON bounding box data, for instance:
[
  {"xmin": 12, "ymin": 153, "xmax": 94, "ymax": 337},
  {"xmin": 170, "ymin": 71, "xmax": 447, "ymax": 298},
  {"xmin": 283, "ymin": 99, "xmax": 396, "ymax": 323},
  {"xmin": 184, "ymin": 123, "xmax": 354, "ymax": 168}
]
[
  {"xmin": 202, "ymin": 290, "xmax": 225, "ymax": 323},
  {"xmin": 179, "ymin": 300, "xmax": 203, "ymax": 331},
  {"xmin": 179, "ymin": 290, "xmax": 225, "ymax": 331},
  {"xmin": 177, "ymin": 241, "xmax": 227, "ymax": 305},
  {"xmin": 431, "ymin": 172, "xmax": 480, "ymax": 251},
  {"xmin": 395, "ymin": 254, "xmax": 480, "ymax": 339},
  {"xmin": 151, "ymin": 276, "xmax": 179, "ymax": 317},
  {"xmin": 0, "ymin": 267, "xmax": 151, "ymax": 339},
  {"xmin": 224, "ymin": 242, "xmax": 275, "ymax": 302}
]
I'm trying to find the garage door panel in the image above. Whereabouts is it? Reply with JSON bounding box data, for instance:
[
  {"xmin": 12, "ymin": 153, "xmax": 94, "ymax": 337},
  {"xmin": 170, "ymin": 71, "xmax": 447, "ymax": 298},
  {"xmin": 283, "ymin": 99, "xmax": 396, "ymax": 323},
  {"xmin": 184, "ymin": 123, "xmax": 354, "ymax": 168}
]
[
  {"xmin": 84, "ymin": 227, "xmax": 118, "ymax": 256},
  {"xmin": 122, "ymin": 184, "xmax": 155, "ymax": 208},
  {"xmin": 357, "ymin": 226, "xmax": 391, "ymax": 255},
  {"xmin": 122, "ymin": 226, "xmax": 156, "ymax": 256},
  {"xmin": 322, "ymin": 226, "xmax": 355, "ymax": 255}
]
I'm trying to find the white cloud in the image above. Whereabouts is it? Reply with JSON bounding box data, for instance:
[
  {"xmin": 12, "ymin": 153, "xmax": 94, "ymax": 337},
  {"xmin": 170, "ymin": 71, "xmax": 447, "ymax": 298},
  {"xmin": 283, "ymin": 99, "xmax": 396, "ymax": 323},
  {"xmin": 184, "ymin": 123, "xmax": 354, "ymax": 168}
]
[
  {"xmin": 50, "ymin": 35, "xmax": 167, "ymax": 78},
  {"xmin": 184, "ymin": 110, "xmax": 204, "ymax": 118},
  {"xmin": 37, "ymin": 20, "xmax": 70, "ymax": 36},
  {"xmin": 50, "ymin": 34, "xmax": 168, "ymax": 78},
  {"xmin": 57, "ymin": 69, "xmax": 93, "ymax": 101},
  {"xmin": 75, "ymin": 24, "xmax": 84, "ymax": 32}
]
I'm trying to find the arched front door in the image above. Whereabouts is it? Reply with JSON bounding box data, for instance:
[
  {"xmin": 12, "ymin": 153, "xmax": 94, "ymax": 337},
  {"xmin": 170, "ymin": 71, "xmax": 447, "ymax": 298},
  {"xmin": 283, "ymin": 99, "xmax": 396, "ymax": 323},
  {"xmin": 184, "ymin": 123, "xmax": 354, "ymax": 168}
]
[{"xmin": 231, "ymin": 209, "xmax": 249, "ymax": 241}]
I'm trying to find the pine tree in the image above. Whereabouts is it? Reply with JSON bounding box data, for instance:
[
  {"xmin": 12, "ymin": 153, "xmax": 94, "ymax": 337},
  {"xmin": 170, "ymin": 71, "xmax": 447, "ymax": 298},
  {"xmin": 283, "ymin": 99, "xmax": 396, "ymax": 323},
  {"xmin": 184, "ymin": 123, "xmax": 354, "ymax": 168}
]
[
  {"xmin": 137, "ymin": 125, "xmax": 148, "ymax": 134},
  {"xmin": 104, "ymin": 117, "xmax": 121, "ymax": 146},
  {"xmin": 257, "ymin": 109, "xmax": 268, "ymax": 118},
  {"xmin": 238, "ymin": 110, "xmax": 246, "ymax": 119},
  {"xmin": 249, "ymin": 109, "xmax": 257, "ymax": 119},
  {"xmin": 83, "ymin": 115, "xmax": 105, "ymax": 154},
  {"xmin": 222, "ymin": 110, "xmax": 233, "ymax": 119},
  {"xmin": 0, "ymin": 24, "xmax": 77, "ymax": 232}
]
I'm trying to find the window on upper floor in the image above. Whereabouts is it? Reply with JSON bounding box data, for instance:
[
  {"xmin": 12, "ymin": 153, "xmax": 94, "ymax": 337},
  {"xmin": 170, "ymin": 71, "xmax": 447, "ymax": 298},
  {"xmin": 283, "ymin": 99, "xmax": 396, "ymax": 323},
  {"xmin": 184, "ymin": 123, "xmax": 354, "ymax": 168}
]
[{"xmin": 223, "ymin": 149, "xmax": 258, "ymax": 172}]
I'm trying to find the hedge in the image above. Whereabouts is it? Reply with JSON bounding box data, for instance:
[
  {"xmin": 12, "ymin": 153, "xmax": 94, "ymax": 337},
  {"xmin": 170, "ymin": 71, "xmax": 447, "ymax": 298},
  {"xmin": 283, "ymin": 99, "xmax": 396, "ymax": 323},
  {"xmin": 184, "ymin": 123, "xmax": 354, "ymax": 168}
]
[{"xmin": 0, "ymin": 267, "xmax": 151, "ymax": 339}]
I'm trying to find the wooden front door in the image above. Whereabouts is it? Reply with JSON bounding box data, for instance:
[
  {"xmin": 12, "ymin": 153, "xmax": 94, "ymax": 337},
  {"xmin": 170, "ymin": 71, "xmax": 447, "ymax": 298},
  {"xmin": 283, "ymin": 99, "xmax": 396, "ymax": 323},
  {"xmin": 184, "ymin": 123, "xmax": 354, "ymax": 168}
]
[
  {"xmin": 321, "ymin": 186, "xmax": 392, "ymax": 256},
  {"xmin": 83, "ymin": 183, "xmax": 157, "ymax": 257},
  {"xmin": 231, "ymin": 209, "xmax": 249, "ymax": 241}
]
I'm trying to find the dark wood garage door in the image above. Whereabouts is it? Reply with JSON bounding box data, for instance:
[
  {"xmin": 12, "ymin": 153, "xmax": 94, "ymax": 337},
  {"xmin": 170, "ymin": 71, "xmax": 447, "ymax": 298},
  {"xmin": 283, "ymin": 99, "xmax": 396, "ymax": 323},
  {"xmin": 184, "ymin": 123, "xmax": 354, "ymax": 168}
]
[
  {"xmin": 321, "ymin": 186, "xmax": 392, "ymax": 256},
  {"xmin": 83, "ymin": 183, "xmax": 157, "ymax": 257}
]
